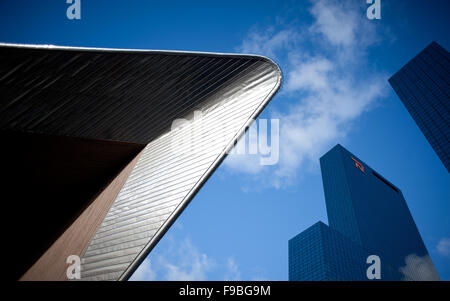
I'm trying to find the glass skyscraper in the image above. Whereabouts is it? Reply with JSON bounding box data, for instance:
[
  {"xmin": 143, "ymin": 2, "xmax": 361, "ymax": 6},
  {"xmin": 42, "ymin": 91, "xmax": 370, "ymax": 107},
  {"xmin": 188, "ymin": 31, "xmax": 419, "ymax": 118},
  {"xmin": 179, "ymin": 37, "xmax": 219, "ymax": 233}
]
[
  {"xmin": 289, "ymin": 221, "xmax": 398, "ymax": 281},
  {"xmin": 389, "ymin": 41, "xmax": 450, "ymax": 173},
  {"xmin": 289, "ymin": 144, "xmax": 439, "ymax": 281}
]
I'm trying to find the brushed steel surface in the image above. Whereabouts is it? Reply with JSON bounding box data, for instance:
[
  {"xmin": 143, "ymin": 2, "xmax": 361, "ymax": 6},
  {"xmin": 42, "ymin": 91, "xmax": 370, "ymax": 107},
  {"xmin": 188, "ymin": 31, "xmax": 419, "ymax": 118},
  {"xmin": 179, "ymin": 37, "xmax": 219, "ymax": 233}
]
[
  {"xmin": 0, "ymin": 44, "xmax": 281, "ymax": 281},
  {"xmin": 81, "ymin": 60, "xmax": 281, "ymax": 280}
]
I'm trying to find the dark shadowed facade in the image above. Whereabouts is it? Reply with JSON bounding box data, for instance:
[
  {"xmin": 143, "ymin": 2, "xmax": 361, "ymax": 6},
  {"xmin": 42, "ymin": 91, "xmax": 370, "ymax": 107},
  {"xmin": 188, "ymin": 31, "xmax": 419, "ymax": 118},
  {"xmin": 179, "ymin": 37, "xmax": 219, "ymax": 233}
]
[
  {"xmin": 389, "ymin": 41, "xmax": 450, "ymax": 173},
  {"xmin": 0, "ymin": 44, "xmax": 281, "ymax": 280}
]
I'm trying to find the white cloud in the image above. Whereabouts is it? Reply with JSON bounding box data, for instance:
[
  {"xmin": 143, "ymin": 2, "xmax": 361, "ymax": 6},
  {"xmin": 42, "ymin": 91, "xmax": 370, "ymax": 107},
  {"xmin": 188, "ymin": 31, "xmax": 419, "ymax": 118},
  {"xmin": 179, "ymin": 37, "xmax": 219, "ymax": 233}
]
[
  {"xmin": 272, "ymin": 66, "xmax": 385, "ymax": 186},
  {"xmin": 309, "ymin": 0, "xmax": 379, "ymax": 62},
  {"xmin": 436, "ymin": 237, "xmax": 450, "ymax": 257},
  {"xmin": 227, "ymin": 0, "xmax": 388, "ymax": 188},
  {"xmin": 158, "ymin": 238, "xmax": 215, "ymax": 281},
  {"xmin": 399, "ymin": 254, "xmax": 440, "ymax": 281},
  {"xmin": 224, "ymin": 134, "xmax": 265, "ymax": 175},
  {"xmin": 224, "ymin": 258, "xmax": 241, "ymax": 281},
  {"xmin": 309, "ymin": 0, "xmax": 358, "ymax": 47},
  {"xmin": 239, "ymin": 28, "xmax": 298, "ymax": 59},
  {"xmin": 286, "ymin": 57, "xmax": 333, "ymax": 92},
  {"xmin": 130, "ymin": 236, "xmax": 215, "ymax": 281},
  {"xmin": 129, "ymin": 258, "xmax": 156, "ymax": 281},
  {"xmin": 130, "ymin": 232, "xmax": 262, "ymax": 280}
]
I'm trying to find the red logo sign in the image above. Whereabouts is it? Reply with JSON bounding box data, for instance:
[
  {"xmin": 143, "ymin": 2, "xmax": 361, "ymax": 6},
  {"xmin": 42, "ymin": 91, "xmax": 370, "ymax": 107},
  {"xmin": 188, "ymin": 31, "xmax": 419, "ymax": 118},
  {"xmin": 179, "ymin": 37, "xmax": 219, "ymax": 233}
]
[{"xmin": 351, "ymin": 157, "xmax": 365, "ymax": 173}]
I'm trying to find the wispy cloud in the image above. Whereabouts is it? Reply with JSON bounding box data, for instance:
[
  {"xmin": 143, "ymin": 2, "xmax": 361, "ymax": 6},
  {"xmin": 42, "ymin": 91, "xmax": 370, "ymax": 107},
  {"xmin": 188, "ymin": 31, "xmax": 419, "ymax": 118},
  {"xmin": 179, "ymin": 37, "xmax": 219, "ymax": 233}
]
[
  {"xmin": 129, "ymin": 258, "xmax": 156, "ymax": 281},
  {"xmin": 130, "ymin": 229, "xmax": 250, "ymax": 281},
  {"xmin": 436, "ymin": 237, "xmax": 450, "ymax": 257},
  {"xmin": 309, "ymin": 0, "xmax": 358, "ymax": 47},
  {"xmin": 160, "ymin": 238, "xmax": 215, "ymax": 281},
  {"xmin": 226, "ymin": 0, "xmax": 389, "ymax": 188},
  {"xmin": 239, "ymin": 28, "xmax": 299, "ymax": 58},
  {"xmin": 224, "ymin": 258, "xmax": 241, "ymax": 281},
  {"xmin": 225, "ymin": 131, "xmax": 265, "ymax": 175},
  {"xmin": 399, "ymin": 254, "xmax": 440, "ymax": 281},
  {"xmin": 130, "ymin": 236, "xmax": 215, "ymax": 281},
  {"xmin": 130, "ymin": 237, "xmax": 216, "ymax": 281}
]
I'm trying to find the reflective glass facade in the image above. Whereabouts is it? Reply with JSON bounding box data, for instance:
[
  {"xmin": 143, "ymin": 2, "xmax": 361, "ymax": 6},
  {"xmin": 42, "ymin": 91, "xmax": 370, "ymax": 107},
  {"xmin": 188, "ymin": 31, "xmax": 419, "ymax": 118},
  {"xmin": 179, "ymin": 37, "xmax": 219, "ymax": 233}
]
[
  {"xmin": 289, "ymin": 222, "xmax": 373, "ymax": 281},
  {"xmin": 389, "ymin": 41, "xmax": 450, "ymax": 172},
  {"xmin": 289, "ymin": 144, "xmax": 439, "ymax": 281}
]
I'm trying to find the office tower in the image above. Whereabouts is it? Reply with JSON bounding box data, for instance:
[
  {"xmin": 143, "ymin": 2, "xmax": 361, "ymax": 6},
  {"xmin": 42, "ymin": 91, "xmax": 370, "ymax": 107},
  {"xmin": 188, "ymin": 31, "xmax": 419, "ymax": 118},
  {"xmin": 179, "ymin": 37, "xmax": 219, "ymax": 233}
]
[
  {"xmin": 289, "ymin": 222, "xmax": 379, "ymax": 281},
  {"xmin": 0, "ymin": 44, "xmax": 281, "ymax": 280},
  {"xmin": 289, "ymin": 144, "xmax": 439, "ymax": 281},
  {"xmin": 389, "ymin": 41, "xmax": 450, "ymax": 172}
]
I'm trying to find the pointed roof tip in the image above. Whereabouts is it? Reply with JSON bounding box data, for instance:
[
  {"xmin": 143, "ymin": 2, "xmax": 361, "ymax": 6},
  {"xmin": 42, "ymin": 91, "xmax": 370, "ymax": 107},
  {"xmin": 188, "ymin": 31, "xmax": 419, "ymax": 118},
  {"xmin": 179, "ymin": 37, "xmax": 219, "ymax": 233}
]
[{"xmin": 319, "ymin": 143, "xmax": 346, "ymax": 160}]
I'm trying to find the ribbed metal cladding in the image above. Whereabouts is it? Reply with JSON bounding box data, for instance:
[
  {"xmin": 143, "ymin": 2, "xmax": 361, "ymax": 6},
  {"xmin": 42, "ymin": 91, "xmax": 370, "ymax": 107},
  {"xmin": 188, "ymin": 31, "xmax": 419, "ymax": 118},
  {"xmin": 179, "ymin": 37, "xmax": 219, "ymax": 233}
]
[
  {"xmin": 80, "ymin": 60, "xmax": 281, "ymax": 280},
  {"xmin": 0, "ymin": 44, "xmax": 273, "ymax": 144},
  {"xmin": 0, "ymin": 44, "xmax": 281, "ymax": 281}
]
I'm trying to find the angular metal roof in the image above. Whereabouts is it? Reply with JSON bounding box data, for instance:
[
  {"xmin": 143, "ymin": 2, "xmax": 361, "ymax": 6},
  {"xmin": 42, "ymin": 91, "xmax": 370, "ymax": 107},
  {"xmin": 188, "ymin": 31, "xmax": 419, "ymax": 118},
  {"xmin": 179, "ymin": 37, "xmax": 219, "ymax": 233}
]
[
  {"xmin": 0, "ymin": 44, "xmax": 281, "ymax": 281},
  {"xmin": 0, "ymin": 44, "xmax": 280, "ymax": 144}
]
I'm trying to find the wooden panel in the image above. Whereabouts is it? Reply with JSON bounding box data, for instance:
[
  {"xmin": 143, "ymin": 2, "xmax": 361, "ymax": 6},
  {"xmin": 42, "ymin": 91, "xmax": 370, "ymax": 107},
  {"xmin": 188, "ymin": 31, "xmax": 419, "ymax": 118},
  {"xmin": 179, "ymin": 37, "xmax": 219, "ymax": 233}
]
[
  {"xmin": 1, "ymin": 130, "xmax": 145, "ymax": 280},
  {"xmin": 20, "ymin": 149, "xmax": 143, "ymax": 281}
]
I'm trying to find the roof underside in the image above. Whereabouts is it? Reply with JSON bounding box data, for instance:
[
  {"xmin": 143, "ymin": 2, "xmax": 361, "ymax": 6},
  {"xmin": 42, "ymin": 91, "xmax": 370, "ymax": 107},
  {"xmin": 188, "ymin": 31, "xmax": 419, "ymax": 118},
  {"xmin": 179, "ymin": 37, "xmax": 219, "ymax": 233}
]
[{"xmin": 0, "ymin": 45, "xmax": 273, "ymax": 144}]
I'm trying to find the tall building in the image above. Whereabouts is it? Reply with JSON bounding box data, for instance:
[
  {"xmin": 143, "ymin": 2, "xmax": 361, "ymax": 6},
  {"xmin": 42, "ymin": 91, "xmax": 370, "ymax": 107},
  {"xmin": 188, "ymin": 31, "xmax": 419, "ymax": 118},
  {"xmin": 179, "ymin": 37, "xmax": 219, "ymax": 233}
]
[
  {"xmin": 0, "ymin": 43, "xmax": 281, "ymax": 280},
  {"xmin": 389, "ymin": 41, "xmax": 450, "ymax": 172},
  {"xmin": 289, "ymin": 144, "xmax": 439, "ymax": 281},
  {"xmin": 289, "ymin": 221, "xmax": 382, "ymax": 281}
]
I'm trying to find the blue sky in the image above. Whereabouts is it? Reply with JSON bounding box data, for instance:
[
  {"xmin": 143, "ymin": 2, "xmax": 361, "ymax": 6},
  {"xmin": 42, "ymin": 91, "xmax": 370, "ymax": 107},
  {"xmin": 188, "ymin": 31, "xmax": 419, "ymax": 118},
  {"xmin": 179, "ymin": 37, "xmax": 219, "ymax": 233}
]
[{"xmin": 1, "ymin": 0, "xmax": 448, "ymax": 280}]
